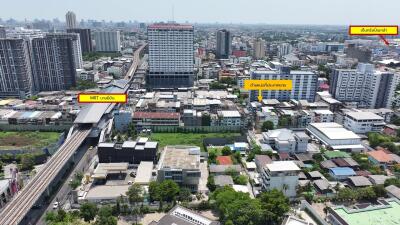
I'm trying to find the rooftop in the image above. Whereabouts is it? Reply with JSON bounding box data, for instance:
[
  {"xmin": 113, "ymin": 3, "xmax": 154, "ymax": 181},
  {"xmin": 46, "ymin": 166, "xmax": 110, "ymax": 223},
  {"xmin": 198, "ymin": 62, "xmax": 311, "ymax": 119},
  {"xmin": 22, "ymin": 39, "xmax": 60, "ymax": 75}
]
[
  {"xmin": 367, "ymin": 150, "xmax": 393, "ymax": 163},
  {"xmin": 159, "ymin": 146, "xmax": 200, "ymax": 170},
  {"xmin": 309, "ymin": 123, "xmax": 361, "ymax": 140},
  {"xmin": 266, "ymin": 161, "xmax": 300, "ymax": 172},
  {"xmin": 345, "ymin": 111, "xmax": 384, "ymax": 121},
  {"xmin": 329, "ymin": 167, "xmax": 356, "ymax": 176},
  {"xmin": 216, "ymin": 156, "xmax": 233, "ymax": 165},
  {"xmin": 331, "ymin": 199, "xmax": 400, "ymax": 225}
]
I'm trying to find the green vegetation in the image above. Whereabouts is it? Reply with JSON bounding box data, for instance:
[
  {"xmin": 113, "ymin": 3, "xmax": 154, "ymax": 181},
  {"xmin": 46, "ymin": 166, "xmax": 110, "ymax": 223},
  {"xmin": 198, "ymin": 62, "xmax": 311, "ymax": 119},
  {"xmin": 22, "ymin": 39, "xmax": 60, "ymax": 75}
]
[
  {"xmin": 71, "ymin": 79, "xmax": 97, "ymax": 90},
  {"xmin": 0, "ymin": 131, "xmax": 60, "ymax": 150},
  {"xmin": 211, "ymin": 187, "xmax": 290, "ymax": 225},
  {"xmin": 0, "ymin": 152, "xmax": 47, "ymax": 171},
  {"xmin": 80, "ymin": 202, "xmax": 98, "ymax": 222},
  {"xmin": 45, "ymin": 209, "xmax": 89, "ymax": 225},
  {"xmin": 335, "ymin": 186, "xmax": 386, "ymax": 202},
  {"xmin": 209, "ymin": 81, "xmax": 227, "ymax": 90},
  {"xmin": 149, "ymin": 180, "xmax": 181, "ymax": 210},
  {"xmin": 352, "ymin": 153, "xmax": 384, "ymax": 175},
  {"xmin": 368, "ymin": 132, "xmax": 400, "ymax": 154},
  {"xmin": 82, "ymin": 52, "xmax": 122, "ymax": 61},
  {"xmin": 278, "ymin": 116, "xmax": 291, "ymax": 128},
  {"xmin": 69, "ymin": 172, "xmax": 84, "ymax": 189},
  {"xmin": 147, "ymin": 132, "xmax": 241, "ymax": 151},
  {"xmin": 384, "ymin": 178, "xmax": 400, "ymax": 187},
  {"xmin": 262, "ymin": 121, "xmax": 274, "ymax": 132}
]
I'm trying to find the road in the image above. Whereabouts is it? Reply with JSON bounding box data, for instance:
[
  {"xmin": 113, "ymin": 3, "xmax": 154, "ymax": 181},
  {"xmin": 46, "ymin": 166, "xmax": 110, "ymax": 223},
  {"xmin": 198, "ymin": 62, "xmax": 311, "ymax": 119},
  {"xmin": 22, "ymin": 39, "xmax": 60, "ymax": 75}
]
[
  {"xmin": 0, "ymin": 128, "xmax": 91, "ymax": 225},
  {"xmin": 36, "ymin": 144, "xmax": 98, "ymax": 225}
]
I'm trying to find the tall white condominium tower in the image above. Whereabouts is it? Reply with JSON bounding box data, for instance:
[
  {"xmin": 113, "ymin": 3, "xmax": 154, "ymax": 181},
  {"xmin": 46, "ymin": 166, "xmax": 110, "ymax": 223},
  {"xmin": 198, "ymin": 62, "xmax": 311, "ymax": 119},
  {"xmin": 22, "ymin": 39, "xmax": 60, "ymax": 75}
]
[
  {"xmin": 65, "ymin": 11, "xmax": 77, "ymax": 29},
  {"xmin": 330, "ymin": 63, "xmax": 400, "ymax": 108},
  {"xmin": 93, "ymin": 31, "xmax": 121, "ymax": 52},
  {"xmin": 147, "ymin": 23, "xmax": 194, "ymax": 88}
]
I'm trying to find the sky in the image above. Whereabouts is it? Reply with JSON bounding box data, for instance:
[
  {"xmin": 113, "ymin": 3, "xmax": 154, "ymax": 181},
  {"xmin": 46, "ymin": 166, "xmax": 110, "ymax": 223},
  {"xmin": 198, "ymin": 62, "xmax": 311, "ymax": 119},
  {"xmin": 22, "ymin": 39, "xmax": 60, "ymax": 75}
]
[{"xmin": 1, "ymin": 0, "xmax": 400, "ymax": 25}]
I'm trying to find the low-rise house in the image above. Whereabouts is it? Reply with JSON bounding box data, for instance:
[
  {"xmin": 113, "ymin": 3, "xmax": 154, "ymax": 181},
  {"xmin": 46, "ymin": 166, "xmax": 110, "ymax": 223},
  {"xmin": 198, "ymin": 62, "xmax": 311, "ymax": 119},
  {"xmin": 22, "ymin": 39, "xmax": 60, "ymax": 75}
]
[
  {"xmin": 329, "ymin": 167, "xmax": 356, "ymax": 180},
  {"xmin": 348, "ymin": 176, "xmax": 372, "ymax": 188},
  {"xmin": 367, "ymin": 149, "xmax": 396, "ymax": 169},
  {"xmin": 383, "ymin": 124, "xmax": 400, "ymax": 137},
  {"xmin": 307, "ymin": 171, "xmax": 324, "ymax": 180},
  {"xmin": 343, "ymin": 111, "xmax": 385, "ymax": 134},
  {"xmin": 214, "ymin": 175, "xmax": 234, "ymax": 187},
  {"xmin": 261, "ymin": 129, "xmax": 309, "ymax": 153},
  {"xmin": 313, "ymin": 179, "xmax": 332, "ymax": 195},
  {"xmin": 150, "ymin": 205, "xmax": 220, "ymax": 225},
  {"xmin": 368, "ymin": 175, "xmax": 389, "ymax": 185},
  {"xmin": 385, "ymin": 185, "xmax": 400, "ymax": 200}
]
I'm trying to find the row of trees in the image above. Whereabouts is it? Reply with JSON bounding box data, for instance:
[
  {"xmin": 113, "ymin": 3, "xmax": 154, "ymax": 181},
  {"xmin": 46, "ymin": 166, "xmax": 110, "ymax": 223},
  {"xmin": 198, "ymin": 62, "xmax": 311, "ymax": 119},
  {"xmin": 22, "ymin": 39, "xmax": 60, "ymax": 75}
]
[
  {"xmin": 211, "ymin": 187, "xmax": 290, "ymax": 225},
  {"xmin": 148, "ymin": 180, "xmax": 192, "ymax": 209}
]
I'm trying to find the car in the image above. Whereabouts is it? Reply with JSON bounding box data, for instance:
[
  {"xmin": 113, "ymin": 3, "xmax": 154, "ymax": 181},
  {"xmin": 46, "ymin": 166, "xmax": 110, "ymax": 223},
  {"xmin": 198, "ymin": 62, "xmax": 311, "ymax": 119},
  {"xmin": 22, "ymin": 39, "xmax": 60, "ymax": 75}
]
[
  {"xmin": 89, "ymin": 146, "xmax": 93, "ymax": 150},
  {"xmin": 130, "ymin": 172, "xmax": 137, "ymax": 177},
  {"xmin": 128, "ymin": 181, "xmax": 133, "ymax": 185},
  {"xmin": 53, "ymin": 202, "xmax": 59, "ymax": 209}
]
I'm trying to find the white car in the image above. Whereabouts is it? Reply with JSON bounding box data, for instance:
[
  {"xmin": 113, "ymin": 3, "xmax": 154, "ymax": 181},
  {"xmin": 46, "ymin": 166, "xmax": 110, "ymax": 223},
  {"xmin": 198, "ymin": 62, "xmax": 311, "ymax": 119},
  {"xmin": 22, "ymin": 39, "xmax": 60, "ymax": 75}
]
[{"xmin": 53, "ymin": 202, "xmax": 59, "ymax": 209}]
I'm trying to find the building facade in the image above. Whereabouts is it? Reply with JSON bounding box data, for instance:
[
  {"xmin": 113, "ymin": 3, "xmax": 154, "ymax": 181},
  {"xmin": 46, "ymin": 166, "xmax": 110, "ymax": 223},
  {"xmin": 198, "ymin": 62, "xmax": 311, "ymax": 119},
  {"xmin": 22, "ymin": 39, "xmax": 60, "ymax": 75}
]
[
  {"xmin": 253, "ymin": 38, "xmax": 266, "ymax": 59},
  {"xmin": 343, "ymin": 111, "xmax": 385, "ymax": 134},
  {"xmin": 147, "ymin": 23, "xmax": 194, "ymax": 88},
  {"xmin": 250, "ymin": 67, "xmax": 318, "ymax": 102},
  {"xmin": 0, "ymin": 39, "xmax": 34, "ymax": 98},
  {"xmin": 260, "ymin": 161, "xmax": 300, "ymax": 198},
  {"xmin": 65, "ymin": 11, "xmax": 77, "ymax": 29},
  {"xmin": 93, "ymin": 31, "xmax": 121, "ymax": 52},
  {"xmin": 31, "ymin": 34, "xmax": 78, "ymax": 91},
  {"xmin": 216, "ymin": 29, "xmax": 232, "ymax": 59},
  {"xmin": 67, "ymin": 28, "xmax": 93, "ymax": 53},
  {"xmin": 329, "ymin": 63, "xmax": 400, "ymax": 108}
]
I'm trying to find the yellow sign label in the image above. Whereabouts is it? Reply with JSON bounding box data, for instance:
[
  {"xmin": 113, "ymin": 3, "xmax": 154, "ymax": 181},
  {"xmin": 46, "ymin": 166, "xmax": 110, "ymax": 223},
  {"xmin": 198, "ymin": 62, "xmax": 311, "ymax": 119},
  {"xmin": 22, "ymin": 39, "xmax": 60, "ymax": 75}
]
[
  {"xmin": 244, "ymin": 80, "xmax": 293, "ymax": 91},
  {"xmin": 78, "ymin": 93, "xmax": 127, "ymax": 103},
  {"xmin": 349, "ymin": 26, "xmax": 398, "ymax": 35}
]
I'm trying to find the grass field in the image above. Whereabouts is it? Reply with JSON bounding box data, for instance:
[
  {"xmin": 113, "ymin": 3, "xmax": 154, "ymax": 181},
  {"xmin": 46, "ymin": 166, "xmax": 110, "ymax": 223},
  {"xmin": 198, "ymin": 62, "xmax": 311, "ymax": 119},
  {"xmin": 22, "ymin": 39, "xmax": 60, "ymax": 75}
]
[
  {"xmin": 145, "ymin": 133, "xmax": 241, "ymax": 151},
  {"xmin": 0, "ymin": 131, "xmax": 61, "ymax": 150}
]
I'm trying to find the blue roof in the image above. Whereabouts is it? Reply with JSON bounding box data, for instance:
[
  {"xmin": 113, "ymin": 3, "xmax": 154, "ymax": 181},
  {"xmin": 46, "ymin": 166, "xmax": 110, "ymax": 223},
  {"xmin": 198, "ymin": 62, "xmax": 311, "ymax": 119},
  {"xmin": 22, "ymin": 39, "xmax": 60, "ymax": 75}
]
[{"xmin": 329, "ymin": 167, "xmax": 356, "ymax": 176}]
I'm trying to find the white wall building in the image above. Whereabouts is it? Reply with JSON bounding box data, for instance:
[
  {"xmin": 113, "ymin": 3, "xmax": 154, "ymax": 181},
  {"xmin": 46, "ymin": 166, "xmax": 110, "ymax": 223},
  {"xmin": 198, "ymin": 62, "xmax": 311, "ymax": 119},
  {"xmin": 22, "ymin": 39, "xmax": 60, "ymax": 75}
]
[
  {"xmin": 343, "ymin": 111, "xmax": 385, "ymax": 134},
  {"xmin": 307, "ymin": 123, "xmax": 363, "ymax": 152},
  {"xmin": 261, "ymin": 129, "xmax": 309, "ymax": 153},
  {"xmin": 147, "ymin": 23, "xmax": 194, "ymax": 88},
  {"xmin": 261, "ymin": 161, "xmax": 300, "ymax": 198},
  {"xmin": 330, "ymin": 63, "xmax": 400, "ymax": 108},
  {"xmin": 94, "ymin": 31, "xmax": 121, "ymax": 52}
]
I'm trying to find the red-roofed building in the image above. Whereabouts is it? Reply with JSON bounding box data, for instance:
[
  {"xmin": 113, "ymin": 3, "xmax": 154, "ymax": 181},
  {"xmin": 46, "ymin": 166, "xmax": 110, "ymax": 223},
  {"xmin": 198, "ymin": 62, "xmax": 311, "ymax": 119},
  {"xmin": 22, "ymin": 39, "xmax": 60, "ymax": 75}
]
[
  {"xmin": 367, "ymin": 149, "xmax": 395, "ymax": 169},
  {"xmin": 132, "ymin": 112, "xmax": 180, "ymax": 129},
  {"xmin": 216, "ymin": 156, "xmax": 233, "ymax": 165}
]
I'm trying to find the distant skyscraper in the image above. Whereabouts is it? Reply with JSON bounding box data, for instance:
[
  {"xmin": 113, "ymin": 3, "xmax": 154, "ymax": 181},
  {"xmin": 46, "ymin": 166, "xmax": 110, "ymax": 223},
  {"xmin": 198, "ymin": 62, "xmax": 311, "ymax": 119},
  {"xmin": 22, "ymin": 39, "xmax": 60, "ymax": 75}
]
[
  {"xmin": 0, "ymin": 39, "xmax": 34, "ymax": 98},
  {"xmin": 253, "ymin": 38, "xmax": 266, "ymax": 59},
  {"xmin": 31, "ymin": 34, "xmax": 77, "ymax": 91},
  {"xmin": 216, "ymin": 29, "xmax": 232, "ymax": 59},
  {"xmin": 0, "ymin": 26, "xmax": 6, "ymax": 38},
  {"xmin": 93, "ymin": 31, "xmax": 121, "ymax": 52},
  {"xmin": 67, "ymin": 28, "xmax": 93, "ymax": 53},
  {"xmin": 147, "ymin": 23, "xmax": 194, "ymax": 88},
  {"xmin": 65, "ymin": 11, "xmax": 77, "ymax": 29},
  {"xmin": 278, "ymin": 43, "xmax": 293, "ymax": 58}
]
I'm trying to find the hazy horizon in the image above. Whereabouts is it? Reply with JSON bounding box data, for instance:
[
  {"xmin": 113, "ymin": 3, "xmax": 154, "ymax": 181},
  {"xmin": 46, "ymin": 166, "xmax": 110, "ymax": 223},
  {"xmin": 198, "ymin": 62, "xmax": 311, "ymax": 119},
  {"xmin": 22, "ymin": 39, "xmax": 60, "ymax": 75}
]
[{"xmin": 1, "ymin": 0, "xmax": 400, "ymax": 25}]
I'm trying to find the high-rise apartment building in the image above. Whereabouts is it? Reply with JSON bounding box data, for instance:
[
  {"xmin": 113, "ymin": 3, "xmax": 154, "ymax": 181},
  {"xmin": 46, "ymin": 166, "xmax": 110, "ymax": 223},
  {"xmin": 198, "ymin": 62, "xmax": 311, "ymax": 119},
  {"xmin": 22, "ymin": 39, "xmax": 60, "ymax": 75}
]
[
  {"xmin": 31, "ymin": 34, "xmax": 77, "ymax": 91},
  {"xmin": 0, "ymin": 26, "xmax": 6, "ymax": 38},
  {"xmin": 93, "ymin": 31, "xmax": 121, "ymax": 52},
  {"xmin": 253, "ymin": 38, "xmax": 266, "ymax": 59},
  {"xmin": 0, "ymin": 39, "xmax": 34, "ymax": 98},
  {"xmin": 147, "ymin": 23, "xmax": 194, "ymax": 88},
  {"xmin": 250, "ymin": 67, "xmax": 318, "ymax": 102},
  {"xmin": 65, "ymin": 11, "xmax": 77, "ymax": 29},
  {"xmin": 278, "ymin": 43, "xmax": 293, "ymax": 58},
  {"xmin": 329, "ymin": 63, "xmax": 400, "ymax": 108},
  {"xmin": 216, "ymin": 29, "xmax": 232, "ymax": 59},
  {"xmin": 67, "ymin": 28, "xmax": 93, "ymax": 53}
]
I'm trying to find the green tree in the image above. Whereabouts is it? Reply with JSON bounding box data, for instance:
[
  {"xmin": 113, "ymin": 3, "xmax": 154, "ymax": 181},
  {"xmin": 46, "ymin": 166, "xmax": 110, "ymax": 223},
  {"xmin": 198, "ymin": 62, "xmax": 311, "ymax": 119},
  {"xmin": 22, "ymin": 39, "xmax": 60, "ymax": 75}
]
[
  {"xmin": 159, "ymin": 180, "xmax": 180, "ymax": 203},
  {"xmin": 262, "ymin": 121, "xmax": 274, "ymax": 131},
  {"xmin": 178, "ymin": 187, "xmax": 192, "ymax": 202},
  {"xmin": 259, "ymin": 189, "xmax": 290, "ymax": 224},
  {"xmin": 80, "ymin": 202, "xmax": 98, "ymax": 222},
  {"xmin": 126, "ymin": 183, "xmax": 144, "ymax": 205},
  {"xmin": 148, "ymin": 181, "xmax": 161, "ymax": 202},
  {"xmin": 19, "ymin": 154, "xmax": 34, "ymax": 171},
  {"xmin": 208, "ymin": 149, "xmax": 218, "ymax": 164},
  {"xmin": 95, "ymin": 206, "xmax": 117, "ymax": 225},
  {"xmin": 384, "ymin": 178, "xmax": 400, "ymax": 187},
  {"xmin": 201, "ymin": 114, "xmax": 211, "ymax": 126},
  {"xmin": 221, "ymin": 146, "xmax": 232, "ymax": 156}
]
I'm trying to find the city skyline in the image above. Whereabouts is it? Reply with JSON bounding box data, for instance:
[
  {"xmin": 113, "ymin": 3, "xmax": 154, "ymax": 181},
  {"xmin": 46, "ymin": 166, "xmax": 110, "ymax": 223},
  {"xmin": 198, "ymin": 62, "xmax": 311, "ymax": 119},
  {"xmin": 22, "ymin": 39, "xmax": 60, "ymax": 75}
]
[{"xmin": 1, "ymin": 0, "xmax": 400, "ymax": 25}]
